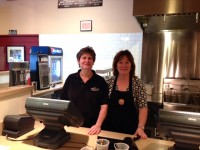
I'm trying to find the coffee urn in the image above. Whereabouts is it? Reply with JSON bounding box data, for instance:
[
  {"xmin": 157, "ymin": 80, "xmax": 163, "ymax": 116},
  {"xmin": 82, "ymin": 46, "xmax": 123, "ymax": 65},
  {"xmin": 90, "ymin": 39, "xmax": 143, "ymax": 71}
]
[{"xmin": 9, "ymin": 62, "xmax": 29, "ymax": 86}]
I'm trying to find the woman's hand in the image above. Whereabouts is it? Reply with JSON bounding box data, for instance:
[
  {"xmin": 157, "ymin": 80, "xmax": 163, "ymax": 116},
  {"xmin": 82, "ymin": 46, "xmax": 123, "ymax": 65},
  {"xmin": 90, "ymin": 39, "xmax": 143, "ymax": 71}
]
[
  {"xmin": 87, "ymin": 104, "xmax": 107, "ymax": 135},
  {"xmin": 134, "ymin": 127, "xmax": 148, "ymax": 139},
  {"xmin": 87, "ymin": 124, "xmax": 101, "ymax": 135}
]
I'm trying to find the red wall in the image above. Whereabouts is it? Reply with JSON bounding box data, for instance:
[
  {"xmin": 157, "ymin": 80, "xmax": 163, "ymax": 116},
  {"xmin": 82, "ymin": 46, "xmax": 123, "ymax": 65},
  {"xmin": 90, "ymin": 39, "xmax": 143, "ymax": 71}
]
[{"xmin": 0, "ymin": 34, "xmax": 39, "ymax": 71}]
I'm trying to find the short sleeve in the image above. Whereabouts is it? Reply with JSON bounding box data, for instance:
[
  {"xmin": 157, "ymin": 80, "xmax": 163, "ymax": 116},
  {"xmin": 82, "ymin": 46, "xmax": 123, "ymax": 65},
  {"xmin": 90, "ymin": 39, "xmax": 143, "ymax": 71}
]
[
  {"xmin": 132, "ymin": 77, "xmax": 147, "ymax": 108},
  {"xmin": 99, "ymin": 77, "xmax": 109, "ymax": 105}
]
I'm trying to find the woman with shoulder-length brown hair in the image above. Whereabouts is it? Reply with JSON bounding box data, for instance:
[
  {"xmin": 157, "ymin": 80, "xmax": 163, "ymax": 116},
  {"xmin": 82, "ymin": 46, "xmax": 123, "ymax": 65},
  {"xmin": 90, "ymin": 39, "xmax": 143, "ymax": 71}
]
[{"xmin": 104, "ymin": 50, "xmax": 148, "ymax": 139}]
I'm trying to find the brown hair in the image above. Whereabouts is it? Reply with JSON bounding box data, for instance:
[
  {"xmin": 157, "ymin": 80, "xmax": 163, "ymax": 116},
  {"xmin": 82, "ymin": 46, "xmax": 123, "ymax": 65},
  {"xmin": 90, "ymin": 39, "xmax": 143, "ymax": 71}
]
[
  {"xmin": 112, "ymin": 50, "xmax": 136, "ymax": 77},
  {"xmin": 76, "ymin": 46, "xmax": 96, "ymax": 62}
]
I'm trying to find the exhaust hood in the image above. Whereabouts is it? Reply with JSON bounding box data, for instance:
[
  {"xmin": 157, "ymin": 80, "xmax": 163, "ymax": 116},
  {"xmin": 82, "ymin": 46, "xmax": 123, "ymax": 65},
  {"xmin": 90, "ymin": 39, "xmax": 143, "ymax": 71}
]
[
  {"xmin": 133, "ymin": 0, "xmax": 200, "ymax": 31},
  {"xmin": 133, "ymin": 0, "xmax": 200, "ymax": 16},
  {"xmin": 134, "ymin": 0, "xmax": 200, "ymax": 96}
]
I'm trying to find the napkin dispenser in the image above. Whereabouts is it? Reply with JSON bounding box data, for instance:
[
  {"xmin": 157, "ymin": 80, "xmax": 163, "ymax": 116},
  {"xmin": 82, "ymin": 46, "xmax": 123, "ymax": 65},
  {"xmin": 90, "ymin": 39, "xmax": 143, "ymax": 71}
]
[{"xmin": 2, "ymin": 115, "xmax": 35, "ymax": 138}]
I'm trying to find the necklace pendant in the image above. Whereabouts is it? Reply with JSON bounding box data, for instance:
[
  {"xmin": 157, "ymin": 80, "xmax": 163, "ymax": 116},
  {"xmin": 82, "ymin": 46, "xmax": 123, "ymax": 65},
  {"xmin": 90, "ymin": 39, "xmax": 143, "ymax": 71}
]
[{"xmin": 118, "ymin": 99, "xmax": 125, "ymax": 105}]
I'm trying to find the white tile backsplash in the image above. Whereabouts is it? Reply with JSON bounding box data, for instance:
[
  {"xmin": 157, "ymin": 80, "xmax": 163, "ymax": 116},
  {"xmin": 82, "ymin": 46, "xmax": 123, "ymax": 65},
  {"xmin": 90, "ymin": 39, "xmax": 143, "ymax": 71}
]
[
  {"xmin": 39, "ymin": 33, "xmax": 143, "ymax": 81},
  {"xmin": 0, "ymin": 33, "xmax": 143, "ymax": 84}
]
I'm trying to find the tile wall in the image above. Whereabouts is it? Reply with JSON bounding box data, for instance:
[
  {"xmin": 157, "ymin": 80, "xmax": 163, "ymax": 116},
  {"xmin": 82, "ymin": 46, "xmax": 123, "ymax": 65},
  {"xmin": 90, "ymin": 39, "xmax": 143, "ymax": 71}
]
[
  {"xmin": 0, "ymin": 33, "xmax": 143, "ymax": 84},
  {"xmin": 39, "ymin": 33, "xmax": 143, "ymax": 81}
]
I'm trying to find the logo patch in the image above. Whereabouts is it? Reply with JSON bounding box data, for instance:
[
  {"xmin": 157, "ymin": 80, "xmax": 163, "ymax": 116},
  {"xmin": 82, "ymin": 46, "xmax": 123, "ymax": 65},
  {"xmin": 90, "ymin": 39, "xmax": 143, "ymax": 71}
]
[{"xmin": 91, "ymin": 87, "xmax": 99, "ymax": 91}]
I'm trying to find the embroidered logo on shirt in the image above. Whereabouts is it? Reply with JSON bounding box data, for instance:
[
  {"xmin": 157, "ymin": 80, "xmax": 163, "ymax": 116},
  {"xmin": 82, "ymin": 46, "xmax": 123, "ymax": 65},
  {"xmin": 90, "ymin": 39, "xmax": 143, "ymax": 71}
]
[{"xmin": 91, "ymin": 87, "xmax": 99, "ymax": 91}]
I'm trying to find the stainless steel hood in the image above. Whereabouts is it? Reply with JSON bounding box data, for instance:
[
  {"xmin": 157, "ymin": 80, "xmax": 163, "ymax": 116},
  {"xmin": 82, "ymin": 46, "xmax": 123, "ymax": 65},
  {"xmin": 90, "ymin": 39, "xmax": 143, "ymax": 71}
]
[
  {"xmin": 133, "ymin": 0, "xmax": 200, "ymax": 96},
  {"xmin": 141, "ymin": 31, "xmax": 200, "ymax": 93},
  {"xmin": 133, "ymin": 0, "xmax": 200, "ymax": 32},
  {"xmin": 133, "ymin": 0, "xmax": 200, "ymax": 16},
  {"xmin": 136, "ymin": 14, "xmax": 200, "ymax": 32}
]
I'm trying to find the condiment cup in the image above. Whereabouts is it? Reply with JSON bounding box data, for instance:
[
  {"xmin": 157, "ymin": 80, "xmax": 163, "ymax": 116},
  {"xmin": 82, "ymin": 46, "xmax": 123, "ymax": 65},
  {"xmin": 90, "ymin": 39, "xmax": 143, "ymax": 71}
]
[
  {"xmin": 96, "ymin": 139, "xmax": 110, "ymax": 150},
  {"xmin": 114, "ymin": 142, "xmax": 129, "ymax": 150}
]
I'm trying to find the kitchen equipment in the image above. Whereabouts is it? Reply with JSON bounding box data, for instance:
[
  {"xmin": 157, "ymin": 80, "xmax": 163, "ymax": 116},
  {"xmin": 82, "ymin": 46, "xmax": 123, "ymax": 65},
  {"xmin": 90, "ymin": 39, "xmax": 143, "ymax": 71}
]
[
  {"xmin": 38, "ymin": 55, "xmax": 50, "ymax": 89},
  {"xmin": 133, "ymin": 0, "xmax": 200, "ymax": 96},
  {"xmin": 30, "ymin": 48, "xmax": 50, "ymax": 90},
  {"xmin": 2, "ymin": 114, "xmax": 35, "ymax": 138},
  {"xmin": 48, "ymin": 47, "xmax": 63, "ymax": 85},
  {"xmin": 30, "ymin": 46, "xmax": 63, "ymax": 89},
  {"xmin": 9, "ymin": 62, "xmax": 29, "ymax": 86},
  {"xmin": 163, "ymin": 78, "xmax": 200, "ymax": 112}
]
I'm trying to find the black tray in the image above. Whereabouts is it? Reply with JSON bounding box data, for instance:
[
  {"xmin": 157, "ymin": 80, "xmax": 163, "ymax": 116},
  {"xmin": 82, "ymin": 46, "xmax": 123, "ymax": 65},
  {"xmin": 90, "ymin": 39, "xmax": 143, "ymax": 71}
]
[{"xmin": 97, "ymin": 136, "xmax": 138, "ymax": 150}]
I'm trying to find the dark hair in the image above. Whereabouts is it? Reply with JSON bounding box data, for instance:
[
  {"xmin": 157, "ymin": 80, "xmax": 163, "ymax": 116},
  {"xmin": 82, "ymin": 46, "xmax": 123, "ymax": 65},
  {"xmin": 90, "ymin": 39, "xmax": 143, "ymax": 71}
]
[
  {"xmin": 112, "ymin": 50, "xmax": 136, "ymax": 77},
  {"xmin": 76, "ymin": 46, "xmax": 96, "ymax": 62}
]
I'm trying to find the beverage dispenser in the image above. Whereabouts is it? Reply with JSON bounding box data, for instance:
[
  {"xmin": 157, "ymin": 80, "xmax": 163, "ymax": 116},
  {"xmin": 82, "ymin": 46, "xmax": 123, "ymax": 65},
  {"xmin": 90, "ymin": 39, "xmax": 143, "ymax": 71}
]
[
  {"xmin": 30, "ymin": 46, "xmax": 63, "ymax": 90},
  {"xmin": 9, "ymin": 62, "xmax": 29, "ymax": 86},
  {"xmin": 30, "ymin": 47, "xmax": 50, "ymax": 90},
  {"xmin": 48, "ymin": 47, "xmax": 63, "ymax": 85}
]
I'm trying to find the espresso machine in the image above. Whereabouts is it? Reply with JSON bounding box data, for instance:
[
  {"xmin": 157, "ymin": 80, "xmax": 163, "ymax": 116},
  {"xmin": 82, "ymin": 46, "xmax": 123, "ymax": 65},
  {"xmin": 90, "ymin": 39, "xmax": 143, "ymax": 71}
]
[{"xmin": 9, "ymin": 62, "xmax": 29, "ymax": 86}]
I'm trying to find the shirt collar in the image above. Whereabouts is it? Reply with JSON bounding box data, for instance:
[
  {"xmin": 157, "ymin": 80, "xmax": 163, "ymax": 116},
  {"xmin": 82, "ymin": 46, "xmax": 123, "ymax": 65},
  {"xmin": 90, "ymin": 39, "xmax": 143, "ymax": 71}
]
[{"xmin": 75, "ymin": 69, "xmax": 97, "ymax": 79}]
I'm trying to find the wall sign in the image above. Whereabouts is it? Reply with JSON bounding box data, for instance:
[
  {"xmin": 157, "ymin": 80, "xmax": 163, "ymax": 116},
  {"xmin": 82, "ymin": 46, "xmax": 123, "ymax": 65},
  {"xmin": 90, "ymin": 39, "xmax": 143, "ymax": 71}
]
[{"xmin": 58, "ymin": 0, "xmax": 103, "ymax": 8}]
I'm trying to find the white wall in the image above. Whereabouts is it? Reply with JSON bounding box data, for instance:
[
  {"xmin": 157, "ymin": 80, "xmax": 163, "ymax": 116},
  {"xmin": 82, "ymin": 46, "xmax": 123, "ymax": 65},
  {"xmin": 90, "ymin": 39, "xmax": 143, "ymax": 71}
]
[{"xmin": 0, "ymin": 0, "xmax": 142, "ymax": 34}]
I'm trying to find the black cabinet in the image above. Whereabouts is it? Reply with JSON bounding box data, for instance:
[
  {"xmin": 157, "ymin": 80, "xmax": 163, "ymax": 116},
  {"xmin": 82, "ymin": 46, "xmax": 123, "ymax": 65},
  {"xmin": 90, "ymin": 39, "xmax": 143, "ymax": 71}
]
[{"xmin": 145, "ymin": 101, "xmax": 163, "ymax": 138}]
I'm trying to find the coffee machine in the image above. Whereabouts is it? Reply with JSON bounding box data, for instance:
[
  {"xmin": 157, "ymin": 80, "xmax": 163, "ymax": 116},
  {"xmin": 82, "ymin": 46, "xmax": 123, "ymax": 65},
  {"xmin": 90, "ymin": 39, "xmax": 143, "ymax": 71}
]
[{"xmin": 9, "ymin": 62, "xmax": 29, "ymax": 86}]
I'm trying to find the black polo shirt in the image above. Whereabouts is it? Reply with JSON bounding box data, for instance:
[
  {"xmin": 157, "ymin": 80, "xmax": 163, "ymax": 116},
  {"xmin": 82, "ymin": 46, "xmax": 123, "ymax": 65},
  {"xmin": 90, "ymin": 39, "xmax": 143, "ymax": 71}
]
[{"xmin": 60, "ymin": 70, "xmax": 109, "ymax": 127}]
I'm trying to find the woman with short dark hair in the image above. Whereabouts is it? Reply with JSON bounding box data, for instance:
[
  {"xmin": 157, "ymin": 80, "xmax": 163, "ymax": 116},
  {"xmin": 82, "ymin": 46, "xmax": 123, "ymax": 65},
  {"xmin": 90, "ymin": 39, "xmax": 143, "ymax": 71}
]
[{"xmin": 61, "ymin": 46, "xmax": 109, "ymax": 135}]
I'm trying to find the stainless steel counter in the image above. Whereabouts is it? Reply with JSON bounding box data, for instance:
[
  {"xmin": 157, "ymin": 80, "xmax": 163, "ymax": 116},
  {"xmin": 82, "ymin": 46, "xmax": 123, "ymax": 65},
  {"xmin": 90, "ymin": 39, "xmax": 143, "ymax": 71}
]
[{"xmin": 163, "ymin": 102, "xmax": 200, "ymax": 112}]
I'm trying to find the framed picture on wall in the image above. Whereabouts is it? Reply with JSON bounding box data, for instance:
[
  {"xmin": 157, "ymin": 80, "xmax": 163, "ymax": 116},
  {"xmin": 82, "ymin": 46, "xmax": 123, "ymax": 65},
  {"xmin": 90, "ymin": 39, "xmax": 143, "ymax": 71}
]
[
  {"xmin": 7, "ymin": 46, "xmax": 25, "ymax": 63},
  {"xmin": 80, "ymin": 20, "xmax": 92, "ymax": 31}
]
